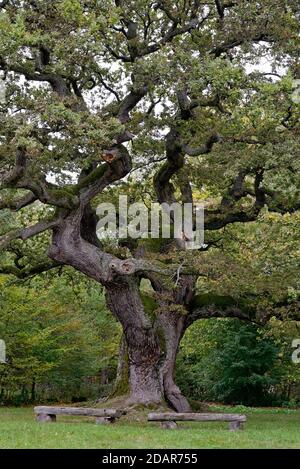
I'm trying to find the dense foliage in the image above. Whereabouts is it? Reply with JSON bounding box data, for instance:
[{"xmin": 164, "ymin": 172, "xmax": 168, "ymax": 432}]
[
  {"xmin": 0, "ymin": 272, "xmax": 120, "ymax": 404},
  {"xmin": 177, "ymin": 318, "xmax": 300, "ymax": 407}
]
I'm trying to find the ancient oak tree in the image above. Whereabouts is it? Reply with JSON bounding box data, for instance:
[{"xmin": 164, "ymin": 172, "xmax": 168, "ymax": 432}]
[{"xmin": 0, "ymin": 1, "xmax": 299, "ymax": 410}]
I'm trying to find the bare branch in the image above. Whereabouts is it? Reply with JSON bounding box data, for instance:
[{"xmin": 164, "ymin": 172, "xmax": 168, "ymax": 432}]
[
  {"xmin": 0, "ymin": 148, "xmax": 27, "ymax": 187},
  {"xmin": 0, "ymin": 59, "xmax": 71, "ymax": 97},
  {"xmin": 0, "ymin": 259, "xmax": 60, "ymax": 279},
  {"xmin": 188, "ymin": 295, "xmax": 300, "ymax": 326},
  {"xmin": 106, "ymin": 3, "xmax": 205, "ymax": 63},
  {"xmin": 99, "ymin": 76, "xmax": 121, "ymax": 102},
  {"xmin": 0, "ymin": 218, "xmax": 59, "ymax": 252},
  {"xmin": 0, "ymin": 191, "xmax": 37, "ymax": 211},
  {"xmin": 215, "ymin": 0, "xmax": 225, "ymax": 19},
  {"xmin": 117, "ymin": 85, "xmax": 148, "ymax": 123},
  {"xmin": 188, "ymin": 304, "xmax": 255, "ymax": 325},
  {"xmin": 1, "ymin": 153, "xmax": 79, "ymax": 210},
  {"xmin": 211, "ymin": 33, "xmax": 274, "ymax": 57},
  {"xmin": 183, "ymin": 134, "xmax": 222, "ymax": 156},
  {"xmin": 79, "ymin": 145, "xmax": 132, "ymax": 204},
  {"xmin": 205, "ymin": 167, "xmax": 267, "ymax": 230}
]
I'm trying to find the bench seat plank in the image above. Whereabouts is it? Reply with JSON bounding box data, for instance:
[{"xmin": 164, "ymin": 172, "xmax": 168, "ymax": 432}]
[
  {"xmin": 34, "ymin": 406, "xmax": 124, "ymax": 418},
  {"xmin": 148, "ymin": 412, "xmax": 246, "ymax": 422}
]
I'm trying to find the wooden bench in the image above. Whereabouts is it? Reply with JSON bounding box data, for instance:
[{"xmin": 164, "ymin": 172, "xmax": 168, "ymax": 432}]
[
  {"xmin": 148, "ymin": 412, "xmax": 246, "ymax": 431},
  {"xmin": 34, "ymin": 406, "xmax": 125, "ymax": 424}
]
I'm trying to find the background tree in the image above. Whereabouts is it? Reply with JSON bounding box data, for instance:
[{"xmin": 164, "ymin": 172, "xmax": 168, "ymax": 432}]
[{"xmin": 177, "ymin": 319, "xmax": 280, "ymax": 407}]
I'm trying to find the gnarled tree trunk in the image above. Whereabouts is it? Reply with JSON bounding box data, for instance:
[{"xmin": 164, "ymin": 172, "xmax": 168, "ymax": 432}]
[
  {"xmin": 157, "ymin": 310, "xmax": 191, "ymax": 412},
  {"xmin": 106, "ymin": 280, "xmax": 163, "ymax": 406},
  {"xmin": 106, "ymin": 282, "xmax": 192, "ymax": 411}
]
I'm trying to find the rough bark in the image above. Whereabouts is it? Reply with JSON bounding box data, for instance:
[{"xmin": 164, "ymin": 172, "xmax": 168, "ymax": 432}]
[
  {"xmin": 155, "ymin": 273, "xmax": 195, "ymax": 411},
  {"xmin": 157, "ymin": 310, "xmax": 191, "ymax": 412},
  {"xmin": 107, "ymin": 273, "xmax": 194, "ymax": 412},
  {"xmin": 106, "ymin": 280, "xmax": 163, "ymax": 406},
  {"xmin": 111, "ymin": 335, "xmax": 129, "ymax": 397},
  {"xmin": 111, "ymin": 312, "xmax": 191, "ymax": 411}
]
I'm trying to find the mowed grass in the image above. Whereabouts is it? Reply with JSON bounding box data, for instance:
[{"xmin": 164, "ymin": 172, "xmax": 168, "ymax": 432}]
[{"xmin": 0, "ymin": 406, "xmax": 299, "ymax": 449}]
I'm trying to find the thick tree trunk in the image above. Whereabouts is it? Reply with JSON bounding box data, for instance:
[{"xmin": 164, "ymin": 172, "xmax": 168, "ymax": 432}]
[
  {"xmin": 155, "ymin": 273, "xmax": 195, "ymax": 411},
  {"xmin": 157, "ymin": 311, "xmax": 191, "ymax": 412},
  {"xmin": 112, "ymin": 322, "xmax": 190, "ymax": 411},
  {"xmin": 107, "ymin": 283, "xmax": 191, "ymax": 411},
  {"xmin": 106, "ymin": 280, "xmax": 163, "ymax": 406}
]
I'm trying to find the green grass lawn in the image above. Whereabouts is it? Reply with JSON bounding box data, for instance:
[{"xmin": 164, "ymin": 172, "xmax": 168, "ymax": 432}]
[{"xmin": 0, "ymin": 406, "xmax": 299, "ymax": 449}]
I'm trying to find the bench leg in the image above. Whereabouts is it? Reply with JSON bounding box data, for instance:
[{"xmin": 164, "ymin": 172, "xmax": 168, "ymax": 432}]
[
  {"xmin": 161, "ymin": 421, "xmax": 178, "ymax": 430},
  {"xmin": 229, "ymin": 421, "xmax": 243, "ymax": 431},
  {"xmin": 36, "ymin": 413, "xmax": 56, "ymax": 423},
  {"xmin": 95, "ymin": 417, "xmax": 115, "ymax": 425}
]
